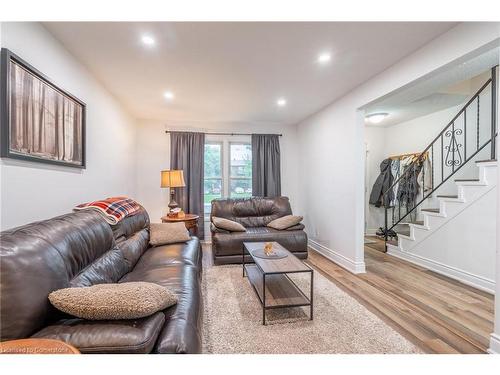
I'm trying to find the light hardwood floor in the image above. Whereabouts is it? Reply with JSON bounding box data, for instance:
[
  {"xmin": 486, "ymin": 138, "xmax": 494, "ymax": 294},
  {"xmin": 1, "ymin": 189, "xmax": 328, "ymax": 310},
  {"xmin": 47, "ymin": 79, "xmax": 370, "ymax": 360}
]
[{"xmin": 306, "ymin": 242, "xmax": 494, "ymax": 354}]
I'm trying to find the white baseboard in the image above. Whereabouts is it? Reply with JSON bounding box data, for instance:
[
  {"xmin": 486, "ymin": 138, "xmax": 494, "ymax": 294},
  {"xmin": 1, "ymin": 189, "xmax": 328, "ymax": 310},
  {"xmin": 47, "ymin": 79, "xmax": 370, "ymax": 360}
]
[
  {"xmin": 488, "ymin": 333, "xmax": 500, "ymax": 354},
  {"xmin": 365, "ymin": 228, "xmax": 378, "ymax": 236},
  {"xmin": 386, "ymin": 247, "xmax": 495, "ymax": 294},
  {"xmin": 308, "ymin": 239, "xmax": 366, "ymax": 274}
]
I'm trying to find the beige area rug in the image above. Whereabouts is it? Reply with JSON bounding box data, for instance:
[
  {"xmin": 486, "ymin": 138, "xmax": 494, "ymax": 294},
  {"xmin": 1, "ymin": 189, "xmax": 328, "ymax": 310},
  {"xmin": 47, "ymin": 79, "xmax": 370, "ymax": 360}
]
[{"xmin": 201, "ymin": 250, "xmax": 422, "ymax": 354}]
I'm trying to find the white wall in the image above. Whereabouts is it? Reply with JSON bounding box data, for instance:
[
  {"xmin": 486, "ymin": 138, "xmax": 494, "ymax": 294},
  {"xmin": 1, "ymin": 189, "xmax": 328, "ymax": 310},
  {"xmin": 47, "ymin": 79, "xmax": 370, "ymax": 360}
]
[
  {"xmin": 364, "ymin": 126, "xmax": 386, "ymax": 234},
  {"xmin": 298, "ymin": 22, "xmax": 500, "ymax": 274},
  {"xmin": 0, "ymin": 22, "xmax": 138, "ymax": 230},
  {"xmin": 135, "ymin": 120, "xmax": 300, "ymax": 223},
  {"xmin": 399, "ymin": 186, "xmax": 497, "ymax": 292}
]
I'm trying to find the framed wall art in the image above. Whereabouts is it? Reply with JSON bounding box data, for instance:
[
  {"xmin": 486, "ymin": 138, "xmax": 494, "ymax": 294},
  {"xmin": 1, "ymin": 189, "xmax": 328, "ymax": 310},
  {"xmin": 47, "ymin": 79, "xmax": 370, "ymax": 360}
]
[{"xmin": 0, "ymin": 48, "xmax": 86, "ymax": 168}]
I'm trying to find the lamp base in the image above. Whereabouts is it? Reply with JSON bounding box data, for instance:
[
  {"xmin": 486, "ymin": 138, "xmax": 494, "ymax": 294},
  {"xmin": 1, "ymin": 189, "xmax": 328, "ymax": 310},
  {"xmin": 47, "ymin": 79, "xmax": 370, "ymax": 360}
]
[{"xmin": 168, "ymin": 189, "xmax": 179, "ymax": 212}]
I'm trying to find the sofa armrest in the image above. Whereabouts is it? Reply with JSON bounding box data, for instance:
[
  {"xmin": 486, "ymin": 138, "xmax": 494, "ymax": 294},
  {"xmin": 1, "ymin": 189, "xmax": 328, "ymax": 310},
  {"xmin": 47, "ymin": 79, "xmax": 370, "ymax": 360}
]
[{"xmin": 31, "ymin": 312, "xmax": 165, "ymax": 354}]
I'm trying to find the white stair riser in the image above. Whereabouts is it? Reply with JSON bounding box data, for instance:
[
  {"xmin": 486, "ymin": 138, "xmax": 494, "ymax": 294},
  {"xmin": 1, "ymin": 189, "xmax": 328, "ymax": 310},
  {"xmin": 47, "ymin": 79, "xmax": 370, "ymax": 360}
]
[
  {"xmin": 481, "ymin": 164, "xmax": 498, "ymax": 182},
  {"xmin": 395, "ymin": 162, "xmax": 497, "ymax": 253}
]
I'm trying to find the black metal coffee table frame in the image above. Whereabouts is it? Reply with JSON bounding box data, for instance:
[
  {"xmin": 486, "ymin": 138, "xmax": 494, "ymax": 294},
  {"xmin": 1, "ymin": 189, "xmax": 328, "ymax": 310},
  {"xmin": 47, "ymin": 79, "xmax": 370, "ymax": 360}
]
[{"xmin": 242, "ymin": 242, "xmax": 313, "ymax": 325}]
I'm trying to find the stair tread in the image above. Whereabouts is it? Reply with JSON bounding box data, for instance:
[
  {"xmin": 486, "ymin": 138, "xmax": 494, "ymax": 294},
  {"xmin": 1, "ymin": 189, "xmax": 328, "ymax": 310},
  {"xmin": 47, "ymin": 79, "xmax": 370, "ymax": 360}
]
[
  {"xmin": 421, "ymin": 208, "xmax": 440, "ymax": 213},
  {"xmin": 475, "ymin": 159, "xmax": 496, "ymax": 163},
  {"xmin": 400, "ymin": 220, "xmax": 424, "ymax": 226},
  {"xmin": 437, "ymin": 195, "xmax": 458, "ymax": 198},
  {"xmin": 393, "ymin": 223, "xmax": 411, "ymax": 237},
  {"xmin": 455, "ymin": 178, "xmax": 479, "ymax": 182}
]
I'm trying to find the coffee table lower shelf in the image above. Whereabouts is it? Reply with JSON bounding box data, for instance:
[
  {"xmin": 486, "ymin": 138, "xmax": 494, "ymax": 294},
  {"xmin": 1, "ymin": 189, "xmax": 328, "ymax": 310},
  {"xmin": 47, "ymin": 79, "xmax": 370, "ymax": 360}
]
[{"xmin": 244, "ymin": 264, "xmax": 313, "ymax": 325}]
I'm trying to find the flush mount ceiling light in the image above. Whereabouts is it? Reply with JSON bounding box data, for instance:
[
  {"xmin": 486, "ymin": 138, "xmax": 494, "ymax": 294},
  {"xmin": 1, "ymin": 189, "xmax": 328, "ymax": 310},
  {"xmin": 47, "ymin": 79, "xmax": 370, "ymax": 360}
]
[
  {"xmin": 163, "ymin": 91, "xmax": 175, "ymax": 100},
  {"xmin": 276, "ymin": 98, "xmax": 287, "ymax": 107},
  {"xmin": 317, "ymin": 52, "xmax": 332, "ymax": 64},
  {"xmin": 141, "ymin": 35, "xmax": 156, "ymax": 47},
  {"xmin": 365, "ymin": 113, "xmax": 389, "ymax": 124}
]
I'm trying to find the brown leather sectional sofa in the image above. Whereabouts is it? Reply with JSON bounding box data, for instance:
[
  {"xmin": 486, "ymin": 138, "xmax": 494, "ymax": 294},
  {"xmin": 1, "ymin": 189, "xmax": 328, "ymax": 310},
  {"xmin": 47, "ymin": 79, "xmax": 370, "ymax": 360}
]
[
  {"xmin": 210, "ymin": 197, "xmax": 308, "ymax": 265},
  {"xmin": 0, "ymin": 207, "xmax": 202, "ymax": 354}
]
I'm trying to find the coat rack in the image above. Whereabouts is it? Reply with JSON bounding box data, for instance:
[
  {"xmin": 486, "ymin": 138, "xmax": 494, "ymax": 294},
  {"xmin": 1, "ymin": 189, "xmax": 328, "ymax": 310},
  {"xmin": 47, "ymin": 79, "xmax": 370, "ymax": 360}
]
[{"xmin": 389, "ymin": 151, "xmax": 429, "ymax": 160}]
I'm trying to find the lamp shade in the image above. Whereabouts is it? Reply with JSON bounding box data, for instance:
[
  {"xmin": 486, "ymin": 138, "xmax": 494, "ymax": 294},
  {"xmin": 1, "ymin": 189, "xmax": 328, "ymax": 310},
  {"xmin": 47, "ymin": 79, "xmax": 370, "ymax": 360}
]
[{"xmin": 161, "ymin": 170, "xmax": 186, "ymax": 188}]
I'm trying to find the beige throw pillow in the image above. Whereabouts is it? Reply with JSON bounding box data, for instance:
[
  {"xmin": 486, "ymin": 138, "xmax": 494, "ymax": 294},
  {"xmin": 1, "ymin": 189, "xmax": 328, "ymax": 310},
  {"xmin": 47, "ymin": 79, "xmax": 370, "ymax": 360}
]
[
  {"xmin": 49, "ymin": 282, "xmax": 177, "ymax": 320},
  {"xmin": 149, "ymin": 222, "xmax": 190, "ymax": 246},
  {"xmin": 212, "ymin": 217, "xmax": 246, "ymax": 232},
  {"xmin": 267, "ymin": 215, "xmax": 303, "ymax": 230}
]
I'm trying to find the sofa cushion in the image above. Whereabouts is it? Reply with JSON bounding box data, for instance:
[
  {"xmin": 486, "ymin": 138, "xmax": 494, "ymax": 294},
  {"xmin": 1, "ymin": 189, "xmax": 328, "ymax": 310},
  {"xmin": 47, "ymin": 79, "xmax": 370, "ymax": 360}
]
[
  {"xmin": 133, "ymin": 238, "xmax": 202, "ymax": 271},
  {"xmin": 32, "ymin": 312, "xmax": 165, "ymax": 354},
  {"xmin": 212, "ymin": 227, "xmax": 308, "ymax": 257},
  {"xmin": 267, "ymin": 215, "xmax": 303, "ymax": 230},
  {"xmin": 212, "ymin": 217, "xmax": 246, "ymax": 232},
  {"xmin": 49, "ymin": 282, "xmax": 177, "ymax": 320},
  {"xmin": 116, "ymin": 228, "xmax": 150, "ymax": 271},
  {"xmin": 69, "ymin": 247, "xmax": 129, "ymax": 287},
  {"xmin": 149, "ymin": 223, "xmax": 190, "ymax": 246},
  {"xmin": 120, "ymin": 265, "xmax": 202, "ymax": 354},
  {"xmin": 210, "ymin": 197, "xmax": 293, "ymax": 227},
  {"xmin": 110, "ymin": 207, "xmax": 150, "ymax": 244}
]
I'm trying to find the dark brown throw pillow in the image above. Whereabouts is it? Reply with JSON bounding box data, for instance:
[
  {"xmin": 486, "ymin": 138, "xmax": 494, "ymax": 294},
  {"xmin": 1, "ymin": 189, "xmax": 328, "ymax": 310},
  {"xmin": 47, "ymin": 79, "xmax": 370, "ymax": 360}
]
[{"xmin": 49, "ymin": 282, "xmax": 177, "ymax": 320}]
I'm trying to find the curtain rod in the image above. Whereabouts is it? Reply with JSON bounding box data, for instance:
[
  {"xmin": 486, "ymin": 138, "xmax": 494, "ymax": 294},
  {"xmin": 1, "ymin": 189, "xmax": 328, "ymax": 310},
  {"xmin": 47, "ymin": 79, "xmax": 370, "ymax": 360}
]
[{"xmin": 164, "ymin": 130, "xmax": 282, "ymax": 137}]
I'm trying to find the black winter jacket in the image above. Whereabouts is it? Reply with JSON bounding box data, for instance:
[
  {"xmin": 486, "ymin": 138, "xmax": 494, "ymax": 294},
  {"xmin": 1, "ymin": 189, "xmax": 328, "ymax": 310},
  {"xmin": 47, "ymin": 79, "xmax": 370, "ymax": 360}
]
[{"xmin": 369, "ymin": 158, "xmax": 394, "ymax": 208}]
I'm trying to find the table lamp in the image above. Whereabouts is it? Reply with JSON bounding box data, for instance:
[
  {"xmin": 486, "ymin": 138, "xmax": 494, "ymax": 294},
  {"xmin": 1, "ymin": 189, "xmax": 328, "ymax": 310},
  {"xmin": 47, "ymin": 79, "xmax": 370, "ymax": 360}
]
[{"xmin": 161, "ymin": 170, "xmax": 186, "ymax": 212}]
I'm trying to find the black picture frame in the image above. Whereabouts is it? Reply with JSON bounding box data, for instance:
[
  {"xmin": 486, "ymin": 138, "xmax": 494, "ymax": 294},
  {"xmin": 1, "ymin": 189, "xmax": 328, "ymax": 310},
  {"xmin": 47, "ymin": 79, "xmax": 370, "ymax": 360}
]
[{"xmin": 0, "ymin": 48, "xmax": 86, "ymax": 169}]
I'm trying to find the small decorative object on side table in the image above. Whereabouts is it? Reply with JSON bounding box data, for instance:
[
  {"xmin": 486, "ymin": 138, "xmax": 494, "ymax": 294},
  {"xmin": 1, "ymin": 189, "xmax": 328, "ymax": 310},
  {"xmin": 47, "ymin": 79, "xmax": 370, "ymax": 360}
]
[
  {"xmin": 0, "ymin": 338, "xmax": 80, "ymax": 354},
  {"xmin": 161, "ymin": 213, "xmax": 200, "ymax": 237}
]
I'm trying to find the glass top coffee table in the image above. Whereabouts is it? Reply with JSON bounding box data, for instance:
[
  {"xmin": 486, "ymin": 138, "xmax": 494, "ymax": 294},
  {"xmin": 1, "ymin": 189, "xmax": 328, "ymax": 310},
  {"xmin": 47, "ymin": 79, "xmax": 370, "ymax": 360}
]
[{"xmin": 243, "ymin": 242, "xmax": 313, "ymax": 325}]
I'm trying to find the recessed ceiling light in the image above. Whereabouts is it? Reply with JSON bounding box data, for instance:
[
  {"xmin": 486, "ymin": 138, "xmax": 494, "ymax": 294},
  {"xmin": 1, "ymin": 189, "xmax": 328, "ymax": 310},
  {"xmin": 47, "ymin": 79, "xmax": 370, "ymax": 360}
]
[
  {"xmin": 163, "ymin": 91, "xmax": 175, "ymax": 100},
  {"xmin": 276, "ymin": 98, "xmax": 287, "ymax": 107},
  {"xmin": 317, "ymin": 52, "xmax": 332, "ymax": 64},
  {"xmin": 365, "ymin": 113, "xmax": 389, "ymax": 124},
  {"xmin": 141, "ymin": 35, "xmax": 156, "ymax": 46}
]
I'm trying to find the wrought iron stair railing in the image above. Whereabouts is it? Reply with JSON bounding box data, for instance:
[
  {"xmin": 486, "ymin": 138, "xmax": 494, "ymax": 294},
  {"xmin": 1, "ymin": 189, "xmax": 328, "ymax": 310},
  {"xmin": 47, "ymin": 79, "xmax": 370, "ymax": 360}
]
[{"xmin": 382, "ymin": 66, "xmax": 498, "ymax": 248}]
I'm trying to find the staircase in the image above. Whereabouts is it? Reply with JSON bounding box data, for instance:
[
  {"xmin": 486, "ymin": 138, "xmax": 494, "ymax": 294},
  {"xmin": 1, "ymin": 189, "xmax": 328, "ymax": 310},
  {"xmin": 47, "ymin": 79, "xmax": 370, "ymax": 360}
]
[
  {"xmin": 390, "ymin": 160, "xmax": 497, "ymax": 251},
  {"xmin": 382, "ymin": 66, "xmax": 498, "ymax": 291}
]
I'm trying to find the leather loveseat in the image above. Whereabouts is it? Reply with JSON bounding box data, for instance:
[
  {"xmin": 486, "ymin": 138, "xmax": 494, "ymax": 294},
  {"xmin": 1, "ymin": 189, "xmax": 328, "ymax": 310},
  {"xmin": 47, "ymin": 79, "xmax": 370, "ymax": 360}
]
[
  {"xmin": 210, "ymin": 197, "xmax": 308, "ymax": 265},
  {"xmin": 0, "ymin": 207, "xmax": 202, "ymax": 354}
]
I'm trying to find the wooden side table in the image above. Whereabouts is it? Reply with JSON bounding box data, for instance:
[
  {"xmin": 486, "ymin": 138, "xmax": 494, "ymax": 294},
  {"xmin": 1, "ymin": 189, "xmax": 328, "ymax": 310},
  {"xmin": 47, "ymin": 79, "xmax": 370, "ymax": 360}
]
[
  {"xmin": 0, "ymin": 338, "xmax": 80, "ymax": 354},
  {"xmin": 161, "ymin": 213, "xmax": 200, "ymax": 237}
]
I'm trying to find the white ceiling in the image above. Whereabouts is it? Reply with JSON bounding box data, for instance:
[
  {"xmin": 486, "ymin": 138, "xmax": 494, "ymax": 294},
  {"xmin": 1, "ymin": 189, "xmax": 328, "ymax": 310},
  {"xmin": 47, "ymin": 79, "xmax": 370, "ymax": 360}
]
[
  {"xmin": 43, "ymin": 22, "xmax": 458, "ymax": 126},
  {"xmin": 364, "ymin": 47, "xmax": 499, "ymax": 127}
]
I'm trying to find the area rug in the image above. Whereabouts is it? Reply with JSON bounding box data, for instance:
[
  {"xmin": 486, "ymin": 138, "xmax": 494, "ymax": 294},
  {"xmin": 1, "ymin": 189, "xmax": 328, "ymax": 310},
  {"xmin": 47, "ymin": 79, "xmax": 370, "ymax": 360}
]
[{"xmin": 201, "ymin": 252, "xmax": 422, "ymax": 354}]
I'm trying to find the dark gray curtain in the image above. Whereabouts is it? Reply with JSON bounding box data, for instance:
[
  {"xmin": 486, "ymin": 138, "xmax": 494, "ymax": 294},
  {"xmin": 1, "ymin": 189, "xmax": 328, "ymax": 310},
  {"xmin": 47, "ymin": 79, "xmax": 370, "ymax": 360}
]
[
  {"xmin": 170, "ymin": 131, "xmax": 205, "ymax": 239},
  {"xmin": 251, "ymin": 134, "xmax": 281, "ymax": 197}
]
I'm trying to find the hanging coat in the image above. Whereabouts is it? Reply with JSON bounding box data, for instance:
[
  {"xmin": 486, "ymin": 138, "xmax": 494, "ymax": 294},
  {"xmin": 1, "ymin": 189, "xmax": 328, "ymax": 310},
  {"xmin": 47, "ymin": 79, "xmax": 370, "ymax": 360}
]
[
  {"xmin": 397, "ymin": 159, "xmax": 424, "ymax": 207},
  {"xmin": 417, "ymin": 157, "xmax": 432, "ymax": 193},
  {"xmin": 369, "ymin": 158, "xmax": 394, "ymax": 208}
]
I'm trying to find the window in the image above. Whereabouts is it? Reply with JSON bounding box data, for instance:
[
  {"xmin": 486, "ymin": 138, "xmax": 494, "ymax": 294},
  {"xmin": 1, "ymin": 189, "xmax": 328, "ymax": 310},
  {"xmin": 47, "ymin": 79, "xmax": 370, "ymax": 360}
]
[
  {"xmin": 229, "ymin": 143, "xmax": 252, "ymax": 198},
  {"xmin": 204, "ymin": 143, "xmax": 222, "ymax": 210},
  {"xmin": 203, "ymin": 138, "xmax": 252, "ymax": 213}
]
